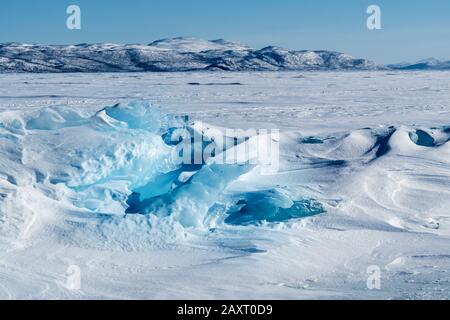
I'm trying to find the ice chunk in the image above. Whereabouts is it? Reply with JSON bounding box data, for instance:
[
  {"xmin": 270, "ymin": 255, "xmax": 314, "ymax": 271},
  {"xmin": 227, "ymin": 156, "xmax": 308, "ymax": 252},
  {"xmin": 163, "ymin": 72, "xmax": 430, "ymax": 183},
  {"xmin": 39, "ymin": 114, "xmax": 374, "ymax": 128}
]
[
  {"xmin": 225, "ymin": 189, "xmax": 325, "ymax": 225},
  {"xmin": 99, "ymin": 101, "xmax": 162, "ymax": 131},
  {"xmin": 0, "ymin": 112, "xmax": 26, "ymax": 135},
  {"xmin": 409, "ymin": 129, "xmax": 436, "ymax": 147},
  {"xmin": 26, "ymin": 106, "xmax": 89, "ymax": 130}
]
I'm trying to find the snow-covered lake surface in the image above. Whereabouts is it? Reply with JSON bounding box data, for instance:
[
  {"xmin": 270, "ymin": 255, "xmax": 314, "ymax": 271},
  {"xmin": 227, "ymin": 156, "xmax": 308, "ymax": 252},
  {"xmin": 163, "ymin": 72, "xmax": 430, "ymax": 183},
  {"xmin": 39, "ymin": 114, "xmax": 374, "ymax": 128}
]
[{"xmin": 0, "ymin": 71, "xmax": 449, "ymax": 299}]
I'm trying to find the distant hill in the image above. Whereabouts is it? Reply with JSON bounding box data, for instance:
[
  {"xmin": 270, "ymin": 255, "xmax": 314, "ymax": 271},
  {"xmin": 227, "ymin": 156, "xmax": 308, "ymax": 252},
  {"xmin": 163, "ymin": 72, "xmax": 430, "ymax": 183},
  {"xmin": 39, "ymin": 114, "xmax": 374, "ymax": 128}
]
[
  {"xmin": 0, "ymin": 37, "xmax": 384, "ymax": 73},
  {"xmin": 389, "ymin": 58, "xmax": 450, "ymax": 70}
]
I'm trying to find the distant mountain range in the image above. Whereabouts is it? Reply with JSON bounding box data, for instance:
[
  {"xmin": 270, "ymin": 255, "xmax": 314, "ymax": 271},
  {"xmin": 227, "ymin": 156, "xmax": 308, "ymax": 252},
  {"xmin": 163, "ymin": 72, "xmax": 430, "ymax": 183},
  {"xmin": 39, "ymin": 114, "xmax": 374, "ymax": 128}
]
[
  {"xmin": 0, "ymin": 37, "xmax": 447, "ymax": 73},
  {"xmin": 0, "ymin": 37, "xmax": 383, "ymax": 73},
  {"xmin": 388, "ymin": 58, "xmax": 450, "ymax": 70}
]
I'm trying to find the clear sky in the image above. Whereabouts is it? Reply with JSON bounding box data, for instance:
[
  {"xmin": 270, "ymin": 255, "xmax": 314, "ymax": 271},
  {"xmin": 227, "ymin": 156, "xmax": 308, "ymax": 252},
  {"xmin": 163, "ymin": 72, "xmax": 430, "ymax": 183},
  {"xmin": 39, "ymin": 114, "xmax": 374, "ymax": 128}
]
[{"xmin": 0, "ymin": 0, "xmax": 449, "ymax": 63}]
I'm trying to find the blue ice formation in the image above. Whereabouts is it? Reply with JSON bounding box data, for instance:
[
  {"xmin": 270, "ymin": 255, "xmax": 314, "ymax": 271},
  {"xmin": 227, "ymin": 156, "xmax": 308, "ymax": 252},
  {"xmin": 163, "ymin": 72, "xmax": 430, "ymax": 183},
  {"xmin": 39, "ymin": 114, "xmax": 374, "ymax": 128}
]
[
  {"xmin": 225, "ymin": 189, "xmax": 325, "ymax": 226},
  {"xmin": 20, "ymin": 101, "xmax": 324, "ymax": 227}
]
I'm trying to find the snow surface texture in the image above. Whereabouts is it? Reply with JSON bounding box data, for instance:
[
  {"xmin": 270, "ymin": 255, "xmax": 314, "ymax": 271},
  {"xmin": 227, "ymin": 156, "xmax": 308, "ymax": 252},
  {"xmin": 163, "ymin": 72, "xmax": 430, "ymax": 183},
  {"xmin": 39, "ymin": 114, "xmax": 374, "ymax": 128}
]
[
  {"xmin": 0, "ymin": 37, "xmax": 381, "ymax": 73},
  {"xmin": 0, "ymin": 71, "xmax": 450, "ymax": 299}
]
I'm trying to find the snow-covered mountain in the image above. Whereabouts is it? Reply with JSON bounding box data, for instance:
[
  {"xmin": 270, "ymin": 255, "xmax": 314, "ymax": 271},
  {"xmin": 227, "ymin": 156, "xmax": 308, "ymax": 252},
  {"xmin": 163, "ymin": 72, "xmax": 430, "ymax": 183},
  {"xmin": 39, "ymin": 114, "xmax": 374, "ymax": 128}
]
[
  {"xmin": 389, "ymin": 58, "xmax": 450, "ymax": 70},
  {"xmin": 0, "ymin": 37, "xmax": 383, "ymax": 73}
]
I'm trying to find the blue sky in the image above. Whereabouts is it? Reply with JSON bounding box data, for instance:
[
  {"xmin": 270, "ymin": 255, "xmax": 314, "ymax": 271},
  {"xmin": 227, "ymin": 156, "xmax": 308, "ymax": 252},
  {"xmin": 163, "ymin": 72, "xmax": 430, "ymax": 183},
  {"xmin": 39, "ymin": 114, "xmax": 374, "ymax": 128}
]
[{"xmin": 0, "ymin": 0, "xmax": 449, "ymax": 63}]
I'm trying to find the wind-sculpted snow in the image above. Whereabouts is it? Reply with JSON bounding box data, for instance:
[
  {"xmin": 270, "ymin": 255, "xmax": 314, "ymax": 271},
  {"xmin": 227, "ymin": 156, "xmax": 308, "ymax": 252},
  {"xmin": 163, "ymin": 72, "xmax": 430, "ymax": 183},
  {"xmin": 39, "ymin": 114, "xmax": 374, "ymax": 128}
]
[
  {"xmin": 2, "ymin": 99, "xmax": 450, "ymax": 238},
  {"xmin": 0, "ymin": 100, "xmax": 317, "ymax": 243},
  {"xmin": 0, "ymin": 37, "xmax": 382, "ymax": 73},
  {"xmin": 1, "ymin": 79, "xmax": 450, "ymax": 299}
]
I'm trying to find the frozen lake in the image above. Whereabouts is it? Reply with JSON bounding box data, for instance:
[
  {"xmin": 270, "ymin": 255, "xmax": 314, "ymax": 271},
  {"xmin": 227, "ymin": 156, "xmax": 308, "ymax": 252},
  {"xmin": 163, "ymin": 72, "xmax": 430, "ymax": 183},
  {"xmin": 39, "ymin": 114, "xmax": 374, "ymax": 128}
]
[
  {"xmin": 0, "ymin": 71, "xmax": 449, "ymax": 299},
  {"xmin": 1, "ymin": 71, "xmax": 450, "ymax": 132}
]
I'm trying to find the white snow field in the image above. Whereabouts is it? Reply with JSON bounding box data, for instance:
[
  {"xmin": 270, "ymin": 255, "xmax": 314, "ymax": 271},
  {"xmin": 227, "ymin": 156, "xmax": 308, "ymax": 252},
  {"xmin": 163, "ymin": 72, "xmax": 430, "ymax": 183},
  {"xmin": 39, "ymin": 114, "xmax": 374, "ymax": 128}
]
[{"xmin": 0, "ymin": 71, "xmax": 449, "ymax": 299}]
